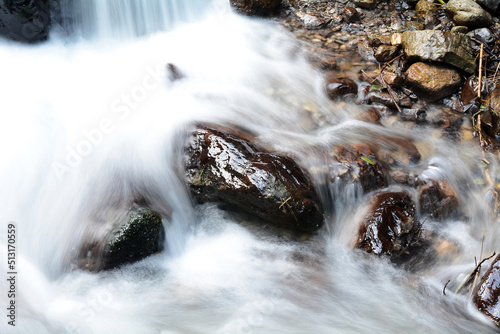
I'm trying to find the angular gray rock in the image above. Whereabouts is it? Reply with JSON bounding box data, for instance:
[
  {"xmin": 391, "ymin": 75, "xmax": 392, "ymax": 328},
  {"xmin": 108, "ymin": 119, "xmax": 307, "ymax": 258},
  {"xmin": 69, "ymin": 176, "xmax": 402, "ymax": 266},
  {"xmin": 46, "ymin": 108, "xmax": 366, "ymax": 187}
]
[{"xmin": 401, "ymin": 30, "xmax": 476, "ymax": 73}]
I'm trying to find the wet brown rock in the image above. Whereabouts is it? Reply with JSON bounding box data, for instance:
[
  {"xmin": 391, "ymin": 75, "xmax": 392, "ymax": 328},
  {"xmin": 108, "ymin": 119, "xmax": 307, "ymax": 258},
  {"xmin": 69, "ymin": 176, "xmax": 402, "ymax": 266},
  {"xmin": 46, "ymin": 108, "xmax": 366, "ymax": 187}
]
[
  {"xmin": 418, "ymin": 179, "xmax": 460, "ymax": 220},
  {"xmin": 482, "ymin": 88, "xmax": 500, "ymax": 137},
  {"xmin": 358, "ymin": 38, "xmax": 377, "ymax": 62},
  {"xmin": 325, "ymin": 73, "xmax": 358, "ymax": 100},
  {"xmin": 473, "ymin": 254, "xmax": 500, "ymax": 326},
  {"xmin": 401, "ymin": 30, "xmax": 476, "ymax": 73},
  {"xmin": 356, "ymin": 192, "xmax": 418, "ymax": 256},
  {"xmin": 451, "ymin": 26, "xmax": 469, "ymax": 34},
  {"xmin": 428, "ymin": 110, "xmax": 464, "ymax": 137},
  {"xmin": 375, "ymin": 45, "xmax": 399, "ymax": 63},
  {"xmin": 184, "ymin": 124, "xmax": 324, "ymax": 232},
  {"xmin": 331, "ymin": 144, "xmax": 388, "ymax": 193},
  {"xmin": 368, "ymin": 91, "xmax": 398, "ymax": 110},
  {"xmin": 343, "ymin": 6, "xmax": 360, "ymax": 23},
  {"xmin": 405, "ymin": 62, "xmax": 462, "ymax": 101},
  {"xmin": 369, "ymin": 35, "xmax": 393, "ymax": 47},
  {"xmin": 383, "ymin": 72, "xmax": 404, "ymax": 88},
  {"xmin": 416, "ymin": 0, "xmax": 438, "ymax": 19},
  {"xmin": 446, "ymin": 0, "xmax": 492, "ymax": 28},
  {"xmin": 356, "ymin": 107, "xmax": 382, "ymax": 124},
  {"xmin": 230, "ymin": 0, "xmax": 281, "ymax": 16},
  {"xmin": 353, "ymin": 0, "xmax": 377, "ymax": 9}
]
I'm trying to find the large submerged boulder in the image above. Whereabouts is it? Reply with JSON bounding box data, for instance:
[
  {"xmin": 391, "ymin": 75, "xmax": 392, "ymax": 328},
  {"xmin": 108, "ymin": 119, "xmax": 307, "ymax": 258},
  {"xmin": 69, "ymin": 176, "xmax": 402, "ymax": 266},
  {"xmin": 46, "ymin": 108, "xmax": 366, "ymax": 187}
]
[
  {"xmin": 356, "ymin": 192, "xmax": 419, "ymax": 256},
  {"xmin": 77, "ymin": 207, "xmax": 165, "ymax": 271},
  {"xmin": 0, "ymin": 0, "xmax": 51, "ymax": 43},
  {"xmin": 184, "ymin": 124, "xmax": 324, "ymax": 232}
]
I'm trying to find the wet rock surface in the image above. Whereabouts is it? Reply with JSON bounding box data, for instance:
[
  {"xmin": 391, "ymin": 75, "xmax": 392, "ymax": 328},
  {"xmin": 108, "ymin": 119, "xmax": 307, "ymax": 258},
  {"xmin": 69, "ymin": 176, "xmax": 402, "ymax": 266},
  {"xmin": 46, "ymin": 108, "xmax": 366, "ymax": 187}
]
[
  {"xmin": 418, "ymin": 179, "xmax": 460, "ymax": 220},
  {"xmin": 356, "ymin": 191, "xmax": 420, "ymax": 256},
  {"xmin": 473, "ymin": 254, "xmax": 500, "ymax": 325},
  {"xmin": 401, "ymin": 30, "xmax": 476, "ymax": 73},
  {"xmin": 325, "ymin": 73, "xmax": 358, "ymax": 100},
  {"xmin": 184, "ymin": 124, "xmax": 324, "ymax": 232},
  {"xmin": 0, "ymin": 0, "xmax": 51, "ymax": 43},
  {"xmin": 446, "ymin": 0, "xmax": 493, "ymax": 28},
  {"xmin": 230, "ymin": 0, "xmax": 281, "ymax": 16},
  {"xmin": 77, "ymin": 207, "xmax": 165, "ymax": 271},
  {"xmin": 405, "ymin": 62, "xmax": 461, "ymax": 101}
]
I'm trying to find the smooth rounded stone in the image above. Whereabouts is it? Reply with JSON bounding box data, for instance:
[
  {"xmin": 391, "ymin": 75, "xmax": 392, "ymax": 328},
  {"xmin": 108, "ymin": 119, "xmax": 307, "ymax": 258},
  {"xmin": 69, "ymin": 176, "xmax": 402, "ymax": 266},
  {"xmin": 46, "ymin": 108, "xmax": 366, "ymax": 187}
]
[
  {"xmin": 330, "ymin": 144, "xmax": 388, "ymax": 193},
  {"xmin": 468, "ymin": 28, "xmax": 496, "ymax": 44},
  {"xmin": 353, "ymin": 0, "xmax": 377, "ymax": 9},
  {"xmin": 368, "ymin": 91, "xmax": 398, "ymax": 110},
  {"xmin": 77, "ymin": 208, "xmax": 165, "ymax": 271},
  {"xmin": 405, "ymin": 62, "xmax": 462, "ymax": 101},
  {"xmin": 451, "ymin": 26, "xmax": 469, "ymax": 34},
  {"xmin": 369, "ymin": 34, "xmax": 393, "ymax": 47},
  {"xmin": 374, "ymin": 45, "xmax": 399, "ymax": 62},
  {"xmin": 401, "ymin": 30, "xmax": 476, "ymax": 73},
  {"xmin": 418, "ymin": 179, "xmax": 460, "ymax": 220},
  {"xmin": 325, "ymin": 73, "xmax": 358, "ymax": 100},
  {"xmin": 416, "ymin": 0, "xmax": 437, "ymax": 19},
  {"xmin": 446, "ymin": 0, "xmax": 492, "ymax": 28},
  {"xmin": 356, "ymin": 192, "xmax": 419, "ymax": 256},
  {"xmin": 473, "ymin": 254, "xmax": 500, "ymax": 326},
  {"xmin": 229, "ymin": 0, "xmax": 281, "ymax": 16},
  {"xmin": 184, "ymin": 124, "xmax": 324, "ymax": 232},
  {"xmin": 0, "ymin": 0, "xmax": 51, "ymax": 43},
  {"xmin": 343, "ymin": 6, "xmax": 360, "ymax": 23}
]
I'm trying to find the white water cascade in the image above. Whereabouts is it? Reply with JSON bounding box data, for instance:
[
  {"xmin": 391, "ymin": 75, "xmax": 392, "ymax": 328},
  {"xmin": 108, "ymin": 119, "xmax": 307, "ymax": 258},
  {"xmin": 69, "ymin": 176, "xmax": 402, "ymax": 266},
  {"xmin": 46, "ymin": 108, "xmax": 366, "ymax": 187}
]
[{"xmin": 0, "ymin": 1, "xmax": 499, "ymax": 333}]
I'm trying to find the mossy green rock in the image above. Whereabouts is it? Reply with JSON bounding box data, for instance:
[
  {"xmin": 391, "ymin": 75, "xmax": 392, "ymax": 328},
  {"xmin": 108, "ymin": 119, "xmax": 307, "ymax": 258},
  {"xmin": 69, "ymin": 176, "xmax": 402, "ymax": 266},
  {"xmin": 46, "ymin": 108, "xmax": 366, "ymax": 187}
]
[
  {"xmin": 401, "ymin": 30, "xmax": 476, "ymax": 73},
  {"xmin": 78, "ymin": 208, "xmax": 165, "ymax": 271}
]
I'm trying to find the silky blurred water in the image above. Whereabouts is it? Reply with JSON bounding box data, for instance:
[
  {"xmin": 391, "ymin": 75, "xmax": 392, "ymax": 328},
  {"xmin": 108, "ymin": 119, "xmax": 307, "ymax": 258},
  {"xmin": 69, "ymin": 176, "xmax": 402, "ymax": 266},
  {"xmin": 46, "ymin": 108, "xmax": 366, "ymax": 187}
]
[{"xmin": 0, "ymin": 1, "xmax": 498, "ymax": 333}]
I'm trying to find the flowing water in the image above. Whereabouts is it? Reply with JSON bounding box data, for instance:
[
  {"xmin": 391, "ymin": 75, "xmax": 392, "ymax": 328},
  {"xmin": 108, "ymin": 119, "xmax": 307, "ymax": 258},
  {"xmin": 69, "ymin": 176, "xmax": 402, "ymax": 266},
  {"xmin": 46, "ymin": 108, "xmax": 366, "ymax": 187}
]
[{"xmin": 0, "ymin": 1, "xmax": 499, "ymax": 333}]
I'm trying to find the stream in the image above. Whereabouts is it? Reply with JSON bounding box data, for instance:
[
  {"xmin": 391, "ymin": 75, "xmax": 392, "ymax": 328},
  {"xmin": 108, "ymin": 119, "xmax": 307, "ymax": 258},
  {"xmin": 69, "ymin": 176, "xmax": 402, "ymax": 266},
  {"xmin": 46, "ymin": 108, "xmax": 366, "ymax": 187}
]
[{"xmin": 0, "ymin": 1, "xmax": 499, "ymax": 333}]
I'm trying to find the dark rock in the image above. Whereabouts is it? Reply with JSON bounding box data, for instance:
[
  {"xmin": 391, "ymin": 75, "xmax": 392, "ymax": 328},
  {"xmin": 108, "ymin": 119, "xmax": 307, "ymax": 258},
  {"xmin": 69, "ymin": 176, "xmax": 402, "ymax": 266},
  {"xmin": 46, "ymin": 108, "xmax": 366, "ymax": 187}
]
[
  {"xmin": 446, "ymin": 0, "xmax": 493, "ymax": 28},
  {"xmin": 0, "ymin": 0, "xmax": 51, "ymax": 43},
  {"xmin": 451, "ymin": 26, "xmax": 469, "ymax": 34},
  {"xmin": 343, "ymin": 6, "xmax": 360, "ymax": 23},
  {"xmin": 428, "ymin": 110, "xmax": 464, "ymax": 137},
  {"xmin": 325, "ymin": 73, "xmax": 358, "ymax": 100},
  {"xmin": 78, "ymin": 208, "xmax": 165, "ymax": 271},
  {"xmin": 330, "ymin": 144, "xmax": 388, "ymax": 193},
  {"xmin": 482, "ymin": 88, "xmax": 500, "ymax": 137},
  {"xmin": 473, "ymin": 254, "xmax": 500, "ymax": 326},
  {"xmin": 391, "ymin": 169, "xmax": 417, "ymax": 186},
  {"xmin": 229, "ymin": 0, "xmax": 281, "ymax": 16},
  {"xmin": 358, "ymin": 38, "xmax": 377, "ymax": 62},
  {"xmin": 468, "ymin": 28, "xmax": 496, "ymax": 44},
  {"xmin": 356, "ymin": 191, "xmax": 419, "ymax": 256},
  {"xmin": 184, "ymin": 124, "xmax": 324, "ymax": 232},
  {"xmin": 166, "ymin": 63, "xmax": 184, "ymax": 82},
  {"xmin": 369, "ymin": 34, "xmax": 393, "ymax": 47},
  {"xmin": 405, "ymin": 62, "xmax": 462, "ymax": 101},
  {"xmin": 401, "ymin": 30, "xmax": 476, "ymax": 73},
  {"xmin": 460, "ymin": 76, "xmax": 484, "ymax": 114},
  {"xmin": 418, "ymin": 179, "xmax": 460, "ymax": 220},
  {"xmin": 476, "ymin": 0, "xmax": 500, "ymax": 14},
  {"xmin": 383, "ymin": 72, "xmax": 404, "ymax": 88},
  {"xmin": 400, "ymin": 108, "xmax": 427, "ymax": 123},
  {"xmin": 374, "ymin": 45, "xmax": 399, "ymax": 62},
  {"xmin": 368, "ymin": 91, "xmax": 398, "ymax": 110}
]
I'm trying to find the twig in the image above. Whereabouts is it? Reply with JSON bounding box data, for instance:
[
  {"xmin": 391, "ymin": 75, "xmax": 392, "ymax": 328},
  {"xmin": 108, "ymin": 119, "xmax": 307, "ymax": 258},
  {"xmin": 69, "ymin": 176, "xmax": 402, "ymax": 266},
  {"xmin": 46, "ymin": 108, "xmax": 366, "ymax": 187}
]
[
  {"xmin": 456, "ymin": 252, "xmax": 496, "ymax": 294},
  {"xmin": 378, "ymin": 73, "xmax": 403, "ymax": 113},
  {"xmin": 470, "ymin": 235, "xmax": 486, "ymax": 297},
  {"xmin": 478, "ymin": 44, "xmax": 484, "ymax": 99},
  {"xmin": 443, "ymin": 280, "xmax": 451, "ymax": 296}
]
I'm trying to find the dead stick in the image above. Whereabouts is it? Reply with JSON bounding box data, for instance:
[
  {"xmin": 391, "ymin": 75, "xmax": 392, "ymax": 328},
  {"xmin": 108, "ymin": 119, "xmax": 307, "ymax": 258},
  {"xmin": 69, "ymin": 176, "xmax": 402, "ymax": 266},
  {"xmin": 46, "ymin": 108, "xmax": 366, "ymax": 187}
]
[
  {"xmin": 478, "ymin": 44, "xmax": 484, "ymax": 99},
  {"xmin": 443, "ymin": 280, "xmax": 451, "ymax": 296}
]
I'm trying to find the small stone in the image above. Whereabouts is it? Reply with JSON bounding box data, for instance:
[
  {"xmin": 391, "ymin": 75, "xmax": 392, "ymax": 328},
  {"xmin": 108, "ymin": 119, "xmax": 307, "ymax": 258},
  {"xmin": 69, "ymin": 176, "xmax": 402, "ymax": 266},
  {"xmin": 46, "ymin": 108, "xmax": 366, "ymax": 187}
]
[
  {"xmin": 416, "ymin": 0, "xmax": 438, "ymax": 19},
  {"xmin": 369, "ymin": 35, "xmax": 393, "ymax": 47},
  {"xmin": 406, "ymin": 62, "xmax": 461, "ymax": 101},
  {"xmin": 383, "ymin": 72, "xmax": 404, "ymax": 88},
  {"xmin": 451, "ymin": 26, "xmax": 469, "ymax": 34},
  {"xmin": 166, "ymin": 63, "xmax": 184, "ymax": 82},
  {"xmin": 418, "ymin": 179, "xmax": 460, "ymax": 220},
  {"xmin": 358, "ymin": 38, "xmax": 377, "ymax": 61},
  {"xmin": 468, "ymin": 28, "xmax": 496, "ymax": 44},
  {"xmin": 356, "ymin": 107, "xmax": 382, "ymax": 124},
  {"xmin": 404, "ymin": 21, "xmax": 424, "ymax": 31},
  {"xmin": 374, "ymin": 45, "xmax": 399, "ymax": 62},
  {"xmin": 368, "ymin": 91, "xmax": 398, "ymax": 110},
  {"xmin": 353, "ymin": 0, "xmax": 377, "ymax": 9},
  {"xmin": 446, "ymin": 0, "xmax": 492, "ymax": 28},
  {"xmin": 343, "ymin": 6, "xmax": 360, "ymax": 23},
  {"xmin": 391, "ymin": 33, "xmax": 403, "ymax": 46},
  {"xmin": 325, "ymin": 73, "xmax": 358, "ymax": 99},
  {"xmin": 295, "ymin": 11, "xmax": 325, "ymax": 29},
  {"xmin": 401, "ymin": 30, "xmax": 476, "ymax": 73}
]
